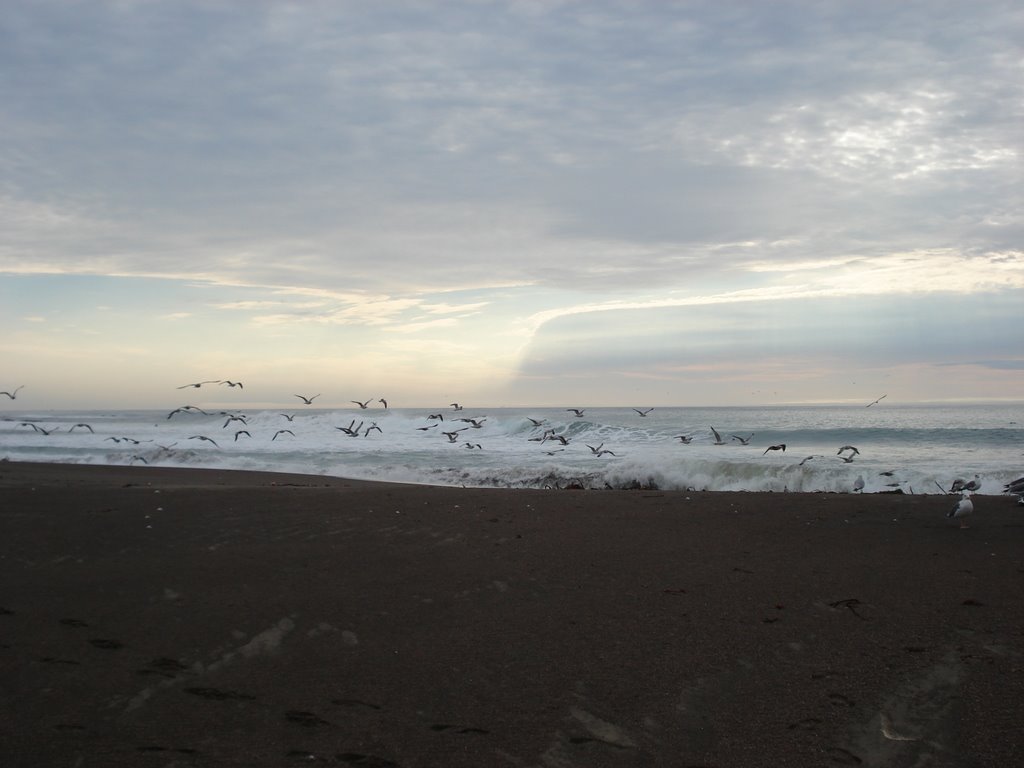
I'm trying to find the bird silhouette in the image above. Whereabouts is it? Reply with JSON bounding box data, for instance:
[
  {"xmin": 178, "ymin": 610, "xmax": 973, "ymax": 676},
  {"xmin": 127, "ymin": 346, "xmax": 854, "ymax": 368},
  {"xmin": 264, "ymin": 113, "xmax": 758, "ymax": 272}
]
[{"xmin": 295, "ymin": 394, "xmax": 320, "ymax": 405}]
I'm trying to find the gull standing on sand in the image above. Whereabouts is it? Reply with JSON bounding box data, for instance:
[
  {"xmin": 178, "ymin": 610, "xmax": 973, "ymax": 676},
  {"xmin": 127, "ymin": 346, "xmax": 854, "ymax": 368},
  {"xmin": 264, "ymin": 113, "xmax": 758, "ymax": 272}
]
[{"xmin": 947, "ymin": 491, "xmax": 973, "ymax": 528}]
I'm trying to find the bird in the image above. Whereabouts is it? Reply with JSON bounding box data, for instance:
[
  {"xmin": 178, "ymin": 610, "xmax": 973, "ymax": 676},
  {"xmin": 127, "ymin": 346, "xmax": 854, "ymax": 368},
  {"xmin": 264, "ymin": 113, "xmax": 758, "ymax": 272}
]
[
  {"xmin": 69, "ymin": 423, "xmax": 94, "ymax": 433},
  {"xmin": 167, "ymin": 406, "xmax": 209, "ymax": 419},
  {"xmin": 839, "ymin": 454, "xmax": 856, "ymax": 464},
  {"xmin": 675, "ymin": 435, "xmax": 693, "ymax": 444},
  {"xmin": 595, "ymin": 449, "xmax": 618, "ymax": 457},
  {"xmin": 948, "ymin": 477, "xmax": 967, "ymax": 493},
  {"xmin": 378, "ymin": 398, "xmax": 388, "ymax": 409},
  {"xmin": 586, "ymin": 443, "xmax": 605, "ymax": 455},
  {"xmin": 336, "ymin": 420, "xmax": 363, "ymax": 437},
  {"xmin": 295, "ymin": 394, "xmax": 320, "ymax": 405},
  {"xmin": 177, "ymin": 380, "xmax": 220, "ymax": 389},
  {"xmin": 527, "ymin": 417, "xmax": 547, "ymax": 427},
  {"xmin": 710, "ymin": 427, "xmax": 727, "ymax": 445},
  {"xmin": 962, "ymin": 474, "xmax": 982, "ymax": 492},
  {"xmin": 233, "ymin": 430, "xmax": 251, "ymax": 441},
  {"xmin": 838, "ymin": 445, "xmax": 860, "ymax": 456},
  {"xmin": 763, "ymin": 444, "xmax": 786, "ymax": 455},
  {"xmin": 866, "ymin": 394, "xmax": 887, "ymax": 407},
  {"xmin": 853, "ymin": 475, "xmax": 865, "ymax": 493},
  {"xmin": 222, "ymin": 415, "xmax": 248, "ymax": 428},
  {"xmin": 129, "ymin": 455, "xmax": 149, "ymax": 465},
  {"xmin": 351, "ymin": 399, "xmax": 371, "ymax": 409},
  {"xmin": 443, "ymin": 429, "xmax": 467, "ymax": 443},
  {"xmin": 567, "ymin": 408, "xmax": 585, "ymax": 417},
  {"xmin": 633, "ymin": 408, "xmax": 654, "ymax": 417},
  {"xmin": 457, "ymin": 417, "xmax": 486, "ymax": 428},
  {"xmin": 272, "ymin": 429, "xmax": 294, "ymax": 440},
  {"xmin": 21, "ymin": 422, "xmax": 58, "ymax": 435},
  {"xmin": 464, "ymin": 442, "xmax": 482, "ymax": 450},
  {"xmin": 364, "ymin": 422, "xmax": 382, "ymax": 436},
  {"xmin": 450, "ymin": 403, "xmax": 464, "ymax": 411},
  {"xmin": 427, "ymin": 413, "xmax": 444, "ymax": 421},
  {"xmin": 798, "ymin": 455, "xmax": 818, "ymax": 466},
  {"xmin": 220, "ymin": 380, "xmax": 244, "ymax": 389},
  {"xmin": 415, "ymin": 424, "xmax": 438, "ymax": 431},
  {"xmin": 1, "ymin": 385, "xmax": 24, "ymax": 399},
  {"xmin": 731, "ymin": 434, "xmax": 753, "ymax": 445},
  {"xmin": 280, "ymin": 413, "xmax": 296, "ymax": 421},
  {"xmin": 947, "ymin": 492, "xmax": 974, "ymax": 529},
  {"xmin": 188, "ymin": 435, "xmax": 219, "ymax": 447},
  {"xmin": 1004, "ymin": 476, "xmax": 1024, "ymax": 497}
]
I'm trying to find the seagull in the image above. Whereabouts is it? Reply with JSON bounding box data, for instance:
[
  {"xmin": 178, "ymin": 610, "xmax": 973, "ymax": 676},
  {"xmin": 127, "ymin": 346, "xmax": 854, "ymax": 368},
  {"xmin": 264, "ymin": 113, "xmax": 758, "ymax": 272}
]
[
  {"xmin": 450, "ymin": 403, "xmax": 464, "ymax": 411},
  {"xmin": 1004, "ymin": 476, "xmax": 1024, "ymax": 497},
  {"xmin": 427, "ymin": 413, "xmax": 444, "ymax": 421},
  {"xmin": 457, "ymin": 417, "xmax": 487, "ymax": 428},
  {"xmin": 567, "ymin": 408, "xmax": 585, "ymax": 417},
  {"xmin": 675, "ymin": 435, "xmax": 693, "ymax": 444},
  {"xmin": 838, "ymin": 445, "xmax": 860, "ymax": 456},
  {"xmin": 280, "ymin": 413, "xmax": 296, "ymax": 422},
  {"xmin": 188, "ymin": 435, "xmax": 219, "ymax": 447},
  {"xmin": 763, "ymin": 444, "xmax": 786, "ymax": 455},
  {"xmin": 233, "ymin": 430, "xmax": 251, "ymax": 441},
  {"xmin": 548, "ymin": 434, "xmax": 570, "ymax": 446},
  {"xmin": 853, "ymin": 475, "xmax": 865, "ymax": 493},
  {"xmin": 595, "ymin": 449, "xmax": 618, "ymax": 457},
  {"xmin": 69, "ymin": 423, "xmax": 94, "ymax": 433},
  {"xmin": 731, "ymin": 434, "xmax": 753, "ymax": 445},
  {"xmin": 527, "ymin": 417, "xmax": 547, "ymax": 427},
  {"xmin": 586, "ymin": 443, "xmax": 605, "ymax": 455},
  {"xmin": 947, "ymin": 491, "xmax": 973, "ymax": 529},
  {"xmin": 866, "ymin": 394, "xmax": 887, "ymax": 407},
  {"xmin": 464, "ymin": 442, "xmax": 482, "ymax": 449},
  {"xmin": 351, "ymin": 399, "xmax": 372, "ymax": 409},
  {"xmin": 543, "ymin": 449, "xmax": 564, "ymax": 455},
  {"xmin": 378, "ymin": 398, "xmax": 388, "ymax": 409},
  {"xmin": 962, "ymin": 474, "xmax": 982, "ymax": 492},
  {"xmin": 295, "ymin": 394, "xmax": 320, "ymax": 405},
  {"xmin": 167, "ymin": 406, "xmax": 210, "ymax": 419},
  {"xmin": 222, "ymin": 415, "xmax": 248, "ymax": 428},
  {"xmin": 798, "ymin": 455, "xmax": 818, "ymax": 466},
  {"xmin": 271, "ymin": 429, "xmax": 294, "ymax": 440},
  {"xmin": 336, "ymin": 420, "xmax": 363, "ymax": 436},
  {"xmin": 633, "ymin": 408, "xmax": 654, "ymax": 417},
  {"xmin": 364, "ymin": 422, "xmax": 382, "ymax": 436},
  {"xmin": 948, "ymin": 477, "xmax": 967, "ymax": 493},
  {"xmin": 220, "ymin": 380, "xmax": 244, "ymax": 389},
  {"xmin": 1, "ymin": 385, "xmax": 24, "ymax": 399},
  {"xmin": 415, "ymin": 424, "xmax": 438, "ymax": 431},
  {"xmin": 710, "ymin": 427, "xmax": 727, "ymax": 445},
  {"xmin": 443, "ymin": 429, "xmax": 467, "ymax": 442},
  {"xmin": 21, "ymin": 422, "xmax": 58, "ymax": 435},
  {"xmin": 129, "ymin": 455, "xmax": 149, "ymax": 465},
  {"xmin": 177, "ymin": 380, "xmax": 220, "ymax": 389}
]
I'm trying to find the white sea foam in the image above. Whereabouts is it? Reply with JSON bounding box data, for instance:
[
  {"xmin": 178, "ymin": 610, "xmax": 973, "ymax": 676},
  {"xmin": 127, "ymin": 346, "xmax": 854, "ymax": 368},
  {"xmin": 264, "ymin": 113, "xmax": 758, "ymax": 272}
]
[{"xmin": 2, "ymin": 404, "xmax": 1022, "ymax": 494}]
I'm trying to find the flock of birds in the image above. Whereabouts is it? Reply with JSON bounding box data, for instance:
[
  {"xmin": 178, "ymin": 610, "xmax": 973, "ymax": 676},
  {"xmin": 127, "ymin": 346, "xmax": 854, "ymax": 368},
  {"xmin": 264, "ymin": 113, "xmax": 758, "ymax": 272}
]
[{"xmin": 4, "ymin": 383, "xmax": 1023, "ymax": 522}]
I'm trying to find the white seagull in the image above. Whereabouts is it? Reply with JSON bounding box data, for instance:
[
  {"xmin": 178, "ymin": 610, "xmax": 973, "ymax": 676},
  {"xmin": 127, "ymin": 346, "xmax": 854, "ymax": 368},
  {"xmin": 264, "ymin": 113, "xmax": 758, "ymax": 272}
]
[
  {"xmin": 295, "ymin": 394, "xmax": 320, "ymax": 405},
  {"xmin": 947, "ymin": 491, "xmax": 973, "ymax": 529}
]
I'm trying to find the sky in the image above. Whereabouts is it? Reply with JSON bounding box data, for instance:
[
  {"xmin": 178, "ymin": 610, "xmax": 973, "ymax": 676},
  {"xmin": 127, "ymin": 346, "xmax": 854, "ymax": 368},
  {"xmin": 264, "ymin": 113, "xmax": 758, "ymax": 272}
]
[{"xmin": 1, "ymin": 0, "xmax": 1022, "ymax": 409}]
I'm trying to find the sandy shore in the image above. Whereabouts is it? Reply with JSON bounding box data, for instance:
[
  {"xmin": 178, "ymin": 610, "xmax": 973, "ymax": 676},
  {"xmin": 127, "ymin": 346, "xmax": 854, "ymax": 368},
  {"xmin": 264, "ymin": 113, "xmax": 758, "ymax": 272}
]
[{"xmin": 1, "ymin": 461, "xmax": 1022, "ymax": 767}]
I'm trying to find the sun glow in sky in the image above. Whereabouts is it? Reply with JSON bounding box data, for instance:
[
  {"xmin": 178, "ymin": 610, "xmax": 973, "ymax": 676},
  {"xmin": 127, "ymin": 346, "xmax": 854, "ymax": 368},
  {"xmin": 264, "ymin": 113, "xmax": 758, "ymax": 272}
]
[{"xmin": 1, "ymin": 1, "xmax": 1022, "ymax": 409}]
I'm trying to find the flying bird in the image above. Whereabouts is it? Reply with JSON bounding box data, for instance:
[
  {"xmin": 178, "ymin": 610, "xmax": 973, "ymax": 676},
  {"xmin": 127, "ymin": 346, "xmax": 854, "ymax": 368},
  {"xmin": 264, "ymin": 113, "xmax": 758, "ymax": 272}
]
[
  {"xmin": 272, "ymin": 429, "xmax": 294, "ymax": 440},
  {"xmin": 527, "ymin": 418, "xmax": 547, "ymax": 427},
  {"xmin": 220, "ymin": 380, "xmax": 244, "ymax": 389},
  {"xmin": 21, "ymin": 422, "xmax": 58, "ymax": 435},
  {"xmin": 177, "ymin": 380, "xmax": 220, "ymax": 389},
  {"xmin": 675, "ymin": 435, "xmax": 693, "ymax": 444},
  {"xmin": 866, "ymin": 394, "xmax": 887, "ymax": 407},
  {"xmin": 233, "ymin": 430, "xmax": 251, "ymax": 441},
  {"xmin": 280, "ymin": 413, "xmax": 295, "ymax": 421},
  {"xmin": 188, "ymin": 435, "xmax": 219, "ymax": 447},
  {"xmin": 1, "ymin": 385, "xmax": 24, "ymax": 399},
  {"xmin": 837, "ymin": 445, "xmax": 860, "ymax": 456},
  {"xmin": 69, "ymin": 423, "xmax": 94, "ymax": 433},
  {"xmin": 295, "ymin": 394, "xmax": 320, "ymax": 405},
  {"xmin": 763, "ymin": 444, "xmax": 786, "ymax": 455},
  {"xmin": 351, "ymin": 399, "xmax": 372, "ymax": 409},
  {"xmin": 378, "ymin": 398, "xmax": 388, "ymax": 409},
  {"xmin": 731, "ymin": 434, "xmax": 753, "ymax": 445},
  {"xmin": 947, "ymin": 492, "xmax": 974, "ymax": 529},
  {"xmin": 567, "ymin": 408, "xmax": 585, "ymax": 417},
  {"xmin": 633, "ymin": 408, "xmax": 654, "ymax": 417},
  {"xmin": 710, "ymin": 427, "xmax": 727, "ymax": 445},
  {"xmin": 222, "ymin": 415, "xmax": 248, "ymax": 428},
  {"xmin": 450, "ymin": 403, "xmax": 464, "ymax": 411}
]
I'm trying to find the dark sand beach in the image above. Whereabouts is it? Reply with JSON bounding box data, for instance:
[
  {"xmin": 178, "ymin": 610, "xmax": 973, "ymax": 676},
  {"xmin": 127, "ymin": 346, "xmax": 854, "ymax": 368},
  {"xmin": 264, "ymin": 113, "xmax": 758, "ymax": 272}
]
[{"xmin": 1, "ymin": 461, "xmax": 1022, "ymax": 767}]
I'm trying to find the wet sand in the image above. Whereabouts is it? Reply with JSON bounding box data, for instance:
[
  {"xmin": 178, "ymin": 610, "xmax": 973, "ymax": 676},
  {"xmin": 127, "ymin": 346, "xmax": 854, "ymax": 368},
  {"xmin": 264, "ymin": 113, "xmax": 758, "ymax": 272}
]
[{"xmin": 1, "ymin": 461, "xmax": 1022, "ymax": 767}]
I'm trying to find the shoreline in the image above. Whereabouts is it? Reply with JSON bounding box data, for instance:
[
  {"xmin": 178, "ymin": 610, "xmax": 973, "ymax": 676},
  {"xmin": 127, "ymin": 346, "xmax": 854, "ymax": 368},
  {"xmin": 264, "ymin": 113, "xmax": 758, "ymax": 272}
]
[
  {"xmin": 2, "ymin": 461, "xmax": 1022, "ymax": 766},
  {"xmin": 0, "ymin": 459, "xmax": 1009, "ymax": 496}
]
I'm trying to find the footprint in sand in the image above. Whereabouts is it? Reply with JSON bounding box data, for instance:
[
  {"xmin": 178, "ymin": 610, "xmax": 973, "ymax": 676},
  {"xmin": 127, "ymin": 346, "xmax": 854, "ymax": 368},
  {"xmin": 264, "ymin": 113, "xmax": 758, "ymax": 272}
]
[
  {"xmin": 285, "ymin": 710, "xmax": 331, "ymax": 727},
  {"xmin": 88, "ymin": 638, "xmax": 124, "ymax": 650}
]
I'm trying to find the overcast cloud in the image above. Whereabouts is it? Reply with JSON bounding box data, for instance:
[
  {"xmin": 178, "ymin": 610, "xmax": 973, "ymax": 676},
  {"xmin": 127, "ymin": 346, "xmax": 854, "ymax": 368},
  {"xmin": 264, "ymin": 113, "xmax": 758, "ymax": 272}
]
[{"xmin": 1, "ymin": 1, "xmax": 1021, "ymax": 407}]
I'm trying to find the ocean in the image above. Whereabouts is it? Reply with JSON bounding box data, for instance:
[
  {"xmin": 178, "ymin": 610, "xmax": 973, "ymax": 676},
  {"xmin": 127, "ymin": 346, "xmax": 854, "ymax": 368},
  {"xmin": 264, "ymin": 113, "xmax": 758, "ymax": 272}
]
[{"xmin": 3, "ymin": 403, "xmax": 1023, "ymax": 495}]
